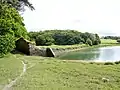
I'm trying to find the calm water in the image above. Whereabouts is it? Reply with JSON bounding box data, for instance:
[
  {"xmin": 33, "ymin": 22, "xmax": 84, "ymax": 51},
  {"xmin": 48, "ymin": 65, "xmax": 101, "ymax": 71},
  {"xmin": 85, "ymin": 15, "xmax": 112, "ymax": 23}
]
[{"xmin": 59, "ymin": 46, "xmax": 120, "ymax": 62}]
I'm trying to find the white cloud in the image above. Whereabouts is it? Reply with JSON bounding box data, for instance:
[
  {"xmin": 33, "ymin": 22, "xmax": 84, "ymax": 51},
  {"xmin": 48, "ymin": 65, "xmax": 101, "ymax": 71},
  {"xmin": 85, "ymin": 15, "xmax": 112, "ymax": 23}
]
[{"xmin": 23, "ymin": 0, "xmax": 120, "ymax": 36}]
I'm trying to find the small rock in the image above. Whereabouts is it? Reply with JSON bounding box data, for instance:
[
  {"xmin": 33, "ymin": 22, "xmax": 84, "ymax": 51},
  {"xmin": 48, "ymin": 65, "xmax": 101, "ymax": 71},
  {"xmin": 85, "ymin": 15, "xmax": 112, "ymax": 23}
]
[{"xmin": 102, "ymin": 78, "xmax": 109, "ymax": 82}]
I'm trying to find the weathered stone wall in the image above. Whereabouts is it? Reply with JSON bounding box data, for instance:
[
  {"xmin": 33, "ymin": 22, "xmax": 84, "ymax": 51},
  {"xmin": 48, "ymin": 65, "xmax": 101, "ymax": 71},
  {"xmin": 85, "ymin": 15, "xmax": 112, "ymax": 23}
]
[
  {"xmin": 29, "ymin": 46, "xmax": 82, "ymax": 57},
  {"xmin": 29, "ymin": 44, "xmax": 46, "ymax": 56},
  {"xmin": 52, "ymin": 48, "xmax": 66, "ymax": 57},
  {"xmin": 52, "ymin": 47, "xmax": 83, "ymax": 57}
]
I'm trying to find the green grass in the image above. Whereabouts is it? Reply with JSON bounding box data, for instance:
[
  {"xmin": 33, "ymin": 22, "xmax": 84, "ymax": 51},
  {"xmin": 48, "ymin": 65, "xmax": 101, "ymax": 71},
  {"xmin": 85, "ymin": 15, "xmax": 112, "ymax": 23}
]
[
  {"xmin": 37, "ymin": 39, "xmax": 119, "ymax": 50},
  {"xmin": 37, "ymin": 44, "xmax": 87, "ymax": 49},
  {"xmin": 0, "ymin": 54, "xmax": 119, "ymax": 90},
  {"xmin": 0, "ymin": 54, "xmax": 23, "ymax": 89},
  {"xmin": 0, "ymin": 39, "xmax": 120, "ymax": 89},
  {"xmin": 101, "ymin": 39, "xmax": 117, "ymax": 44}
]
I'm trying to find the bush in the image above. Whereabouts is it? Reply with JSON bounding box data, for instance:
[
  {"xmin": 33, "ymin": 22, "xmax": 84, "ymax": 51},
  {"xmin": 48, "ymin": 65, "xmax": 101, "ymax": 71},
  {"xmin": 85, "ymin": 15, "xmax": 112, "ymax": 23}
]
[
  {"xmin": 93, "ymin": 40, "xmax": 100, "ymax": 45},
  {"xmin": 0, "ymin": 34, "xmax": 15, "ymax": 56},
  {"xmin": 117, "ymin": 39, "xmax": 120, "ymax": 43},
  {"xmin": 115, "ymin": 61, "xmax": 120, "ymax": 64},
  {"xmin": 104, "ymin": 62, "xmax": 114, "ymax": 65}
]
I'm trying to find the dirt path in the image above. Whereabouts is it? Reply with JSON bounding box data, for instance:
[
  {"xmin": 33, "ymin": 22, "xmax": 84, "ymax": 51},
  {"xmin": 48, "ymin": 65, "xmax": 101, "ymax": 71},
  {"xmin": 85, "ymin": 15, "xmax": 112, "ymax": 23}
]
[{"xmin": 2, "ymin": 59, "xmax": 27, "ymax": 90}]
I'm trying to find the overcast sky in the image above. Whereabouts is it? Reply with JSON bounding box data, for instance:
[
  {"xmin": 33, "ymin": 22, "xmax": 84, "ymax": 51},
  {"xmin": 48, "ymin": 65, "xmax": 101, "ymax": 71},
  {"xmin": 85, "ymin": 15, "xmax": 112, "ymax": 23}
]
[{"xmin": 23, "ymin": 0, "xmax": 120, "ymax": 36}]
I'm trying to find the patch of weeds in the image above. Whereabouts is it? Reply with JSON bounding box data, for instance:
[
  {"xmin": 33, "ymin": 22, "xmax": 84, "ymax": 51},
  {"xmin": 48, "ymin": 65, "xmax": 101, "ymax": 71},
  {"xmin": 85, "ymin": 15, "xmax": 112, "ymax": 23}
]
[
  {"xmin": 115, "ymin": 61, "xmax": 120, "ymax": 64},
  {"xmin": 104, "ymin": 62, "xmax": 114, "ymax": 65},
  {"xmin": 89, "ymin": 62, "xmax": 94, "ymax": 64}
]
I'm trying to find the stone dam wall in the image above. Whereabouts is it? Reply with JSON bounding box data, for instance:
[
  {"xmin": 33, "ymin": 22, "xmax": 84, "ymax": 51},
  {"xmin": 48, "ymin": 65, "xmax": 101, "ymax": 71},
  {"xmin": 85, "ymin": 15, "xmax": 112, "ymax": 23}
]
[{"xmin": 29, "ymin": 45, "xmax": 84, "ymax": 57}]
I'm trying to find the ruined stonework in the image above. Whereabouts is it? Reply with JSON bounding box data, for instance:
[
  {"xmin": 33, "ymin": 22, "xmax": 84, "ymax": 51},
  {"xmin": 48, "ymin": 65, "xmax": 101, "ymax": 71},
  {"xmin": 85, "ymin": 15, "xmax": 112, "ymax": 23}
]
[
  {"xmin": 15, "ymin": 38, "xmax": 55, "ymax": 57},
  {"xmin": 29, "ymin": 44, "xmax": 46, "ymax": 56},
  {"xmin": 15, "ymin": 38, "xmax": 30, "ymax": 55},
  {"xmin": 46, "ymin": 48, "xmax": 55, "ymax": 57}
]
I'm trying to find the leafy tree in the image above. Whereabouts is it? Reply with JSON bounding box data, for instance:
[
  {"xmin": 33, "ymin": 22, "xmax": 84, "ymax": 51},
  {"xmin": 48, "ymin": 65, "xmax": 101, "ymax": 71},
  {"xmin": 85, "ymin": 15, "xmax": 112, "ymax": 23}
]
[
  {"xmin": 0, "ymin": 3, "xmax": 28, "ymax": 38},
  {"xmin": 94, "ymin": 34, "xmax": 101, "ymax": 45},
  {"xmin": 36, "ymin": 34, "xmax": 55, "ymax": 46},
  {"xmin": 72, "ymin": 36, "xmax": 83, "ymax": 44},
  {"xmin": 0, "ymin": 3, "xmax": 28, "ymax": 56},
  {"xmin": 1, "ymin": 0, "xmax": 34, "ymax": 11},
  {"xmin": 29, "ymin": 32, "xmax": 40, "ymax": 41},
  {"xmin": 29, "ymin": 30, "xmax": 101, "ymax": 46},
  {"xmin": 86, "ymin": 38, "xmax": 93, "ymax": 46},
  {"xmin": 0, "ymin": 34, "xmax": 15, "ymax": 57}
]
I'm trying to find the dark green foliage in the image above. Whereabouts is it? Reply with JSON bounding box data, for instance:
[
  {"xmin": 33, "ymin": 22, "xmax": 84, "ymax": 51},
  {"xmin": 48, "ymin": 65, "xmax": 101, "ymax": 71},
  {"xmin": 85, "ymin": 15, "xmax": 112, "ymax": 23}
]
[
  {"xmin": 0, "ymin": 3, "xmax": 28, "ymax": 38},
  {"xmin": 0, "ymin": 3, "xmax": 28, "ymax": 56},
  {"xmin": 0, "ymin": 34, "xmax": 15, "ymax": 56},
  {"xmin": 93, "ymin": 34, "xmax": 101, "ymax": 45},
  {"xmin": 117, "ymin": 39, "xmax": 120, "ymax": 43},
  {"xmin": 104, "ymin": 62, "xmax": 114, "ymax": 65},
  {"xmin": 36, "ymin": 34, "xmax": 54, "ymax": 46},
  {"xmin": 115, "ymin": 61, "xmax": 120, "ymax": 64},
  {"xmin": 86, "ymin": 38, "xmax": 93, "ymax": 46},
  {"xmin": 53, "ymin": 32, "xmax": 80, "ymax": 45},
  {"xmin": 1, "ymin": 0, "xmax": 34, "ymax": 11},
  {"xmin": 29, "ymin": 30, "xmax": 101, "ymax": 46},
  {"xmin": 102, "ymin": 36, "xmax": 120, "ymax": 40},
  {"xmin": 54, "ymin": 33, "xmax": 82, "ymax": 45}
]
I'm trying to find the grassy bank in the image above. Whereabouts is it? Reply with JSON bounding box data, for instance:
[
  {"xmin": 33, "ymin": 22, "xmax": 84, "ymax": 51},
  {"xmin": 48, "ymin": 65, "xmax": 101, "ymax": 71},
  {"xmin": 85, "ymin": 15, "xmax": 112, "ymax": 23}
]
[
  {"xmin": 37, "ymin": 39, "xmax": 119, "ymax": 49},
  {"xmin": 1, "ymin": 39, "xmax": 120, "ymax": 90},
  {"xmin": 0, "ymin": 55, "xmax": 23, "ymax": 89},
  {"xmin": 101, "ymin": 39, "xmax": 117, "ymax": 44},
  {"xmin": 37, "ymin": 44, "xmax": 88, "ymax": 49},
  {"xmin": 0, "ymin": 54, "xmax": 119, "ymax": 90}
]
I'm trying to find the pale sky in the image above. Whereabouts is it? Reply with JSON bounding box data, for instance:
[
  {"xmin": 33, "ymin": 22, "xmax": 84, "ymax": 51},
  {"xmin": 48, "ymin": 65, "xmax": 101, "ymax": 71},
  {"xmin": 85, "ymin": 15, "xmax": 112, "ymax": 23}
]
[{"xmin": 23, "ymin": 0, "xmax": 120, "ymax": 36}]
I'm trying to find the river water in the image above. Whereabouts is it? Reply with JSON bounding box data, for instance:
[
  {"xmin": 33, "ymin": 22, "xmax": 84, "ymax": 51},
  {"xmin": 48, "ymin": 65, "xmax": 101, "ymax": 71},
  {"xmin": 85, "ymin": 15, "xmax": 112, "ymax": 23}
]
[{"xmin": 58, "ymin": 46, "xmax": 120, "ymax": 62}]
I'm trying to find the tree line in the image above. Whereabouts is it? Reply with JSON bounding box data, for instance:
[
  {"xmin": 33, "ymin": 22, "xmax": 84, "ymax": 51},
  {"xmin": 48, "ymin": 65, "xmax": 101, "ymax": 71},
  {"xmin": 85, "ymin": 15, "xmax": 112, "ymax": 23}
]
[
  {"xmin": 102, "ymin": 36, "xmax": 120, "ymax": 40},
  {"xmin": 29, "ymin": 30, "xmax": 101, "ymax": 46}
]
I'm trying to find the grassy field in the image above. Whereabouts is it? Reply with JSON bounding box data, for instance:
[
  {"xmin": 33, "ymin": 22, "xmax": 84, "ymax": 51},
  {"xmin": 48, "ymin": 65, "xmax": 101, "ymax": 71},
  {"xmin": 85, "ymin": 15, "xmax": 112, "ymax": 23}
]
[
  {"xmin": 101, "ymin": 39, "xmax": 117, "ymax": 44},
  {"xmin": 0, "ymin": 55, "xmax": 23, "ymax": 90},
  {"xmin": 0, "ymin": 39, "xmax": 120, "ymax": 90},
  {"xmin": 37, "ymin": 44, "xmax": 88, "ymax": 49},
  {"xmin": 0, "ymin": 54, "xmax": 120, "ymax": 90}
]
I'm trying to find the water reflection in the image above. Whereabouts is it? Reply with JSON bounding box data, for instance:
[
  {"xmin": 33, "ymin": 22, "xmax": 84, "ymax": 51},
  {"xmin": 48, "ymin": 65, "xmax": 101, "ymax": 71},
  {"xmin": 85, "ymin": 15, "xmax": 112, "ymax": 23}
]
[{"xmin": 59, "ymin": 46, "xmax": 120, "ymax": 62}]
